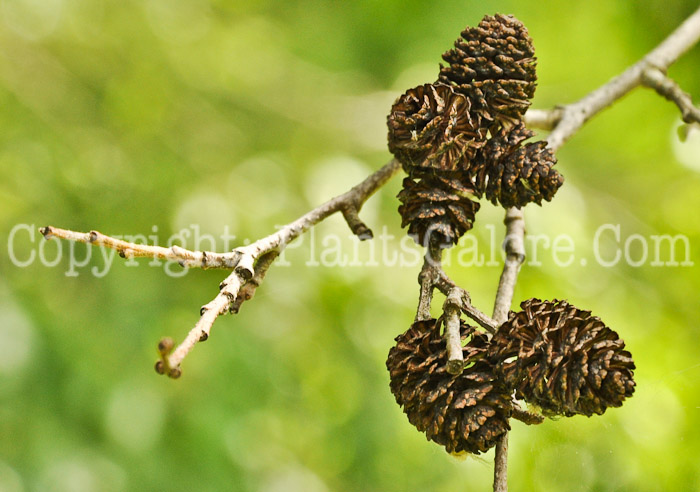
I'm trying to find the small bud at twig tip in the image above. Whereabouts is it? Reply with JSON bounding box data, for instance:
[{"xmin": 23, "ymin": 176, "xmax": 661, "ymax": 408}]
[
  {"xmin": 39, "ymin": 226, "xmax": 52, "ymax": 238},
  {"xmin": 357, "ymin": 228, "xmax": 373, "ymax": 241},
  {"xmin": 158, "ymin": 337, "xmax": 174, "ymax": 355},
  {"xmin": 168, "ymin": 367, "xmax": 182, "ymax": 379},
  {"xmin": 154, "ymin": 360, "xmax": 165, "ymax": 375},
  {"xmin": 447, "ymin": 359, "xmax": 464, "ymax": 375}
]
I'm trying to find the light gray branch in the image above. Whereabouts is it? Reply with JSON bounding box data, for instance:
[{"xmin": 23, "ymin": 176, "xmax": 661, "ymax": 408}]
[
  {"xmin": 492, "ymin": 208, "xmax": 526, "ymax": 326},
  {"xmin": 526, "ymin": 5, "xmax": 700, "ymax": 150},
  {"xmin": 443, "ymin": 288, "xmax": 464, "ymax": 375},
  {"xmin": 41, "ymin": 158, "xmax": 402, "ymax": 376}
]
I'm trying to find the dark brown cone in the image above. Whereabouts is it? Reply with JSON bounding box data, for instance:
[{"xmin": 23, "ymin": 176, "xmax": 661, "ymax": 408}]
[
  {"xmin": 438, "ymin": 14, "xmax": 537, "ymax": 129},
  {"xmin": 387, "ymin": 83, "xmax": 486, "ymax": 176},
  {"xmin": 473, "ymin": 123, "xmax": 563, "ymax": 208},
  {"xmin": 397, "ymin": 176, "xmax": 480, "ymax": 249},
  {"xmin": 489, "ymin": 299, "xmax": 636, "ymax": 417},
  {"xmin": 387, "ymin": 318, "xmax": 512, "ymax": 454}
]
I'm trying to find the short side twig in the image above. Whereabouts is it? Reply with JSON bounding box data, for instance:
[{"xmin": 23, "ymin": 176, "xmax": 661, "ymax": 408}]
[
  {"xmin": 442, "ymin": 288, "xmax": 464, "ymax": 375},
  {"xmin": 511, "ymin": 403, "xmax": 545, "ymax": 426},
  {"xmin": 641, "ymin": 67, "xmax": 700, "ymax": 123}
]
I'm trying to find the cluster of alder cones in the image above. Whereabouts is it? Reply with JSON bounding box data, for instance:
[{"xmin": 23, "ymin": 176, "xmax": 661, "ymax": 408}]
[
  {"xmin": 385, "ymin": 14, "xmax": 635, "ymax": 456},
  {"xmin": 388, "ymin": 13, "xmax": 564, "ymax": 249},
  {"xmin": 387, "ymin": 299, "xmax": 636, "ymax": 454}
]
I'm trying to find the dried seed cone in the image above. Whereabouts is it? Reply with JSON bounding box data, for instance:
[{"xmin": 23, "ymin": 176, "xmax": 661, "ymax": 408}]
[
  {"xmin": 439, "ymin": 14, "xmax": 537, "ymax": 128},
  {"xmin": 387, "ymin": 83, "xmax": 486, "ymax": 175},
  {"xmin": 397, "ymin": 176, "xmax": 480, "ymax": 248},
  {"xmin": 387, "ymin": 318, "xmax": 512, "ymax": 454},
  {"xmin": 472, "ymin": 123, "xmax": 563, "ymax": 208},
  {"xmin": 490, "ymin": 299, "xmax": 636, "ymax": 417}
]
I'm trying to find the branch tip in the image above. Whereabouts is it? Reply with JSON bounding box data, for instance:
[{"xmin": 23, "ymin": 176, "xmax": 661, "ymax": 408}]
[
  {"xmin": 157, "ymin": 337, "xmax": 174, "ymax": 356},
  {"xmin": 341, "ymin": 206, "xmax": 374, "ymax": 240},
  {"xmin": 642, "ymin": 66, "xmax": 700, "ymax": 124},
  {"xmin": 511, "ymin": 404, "xmax": 545, "ymax": 425}
]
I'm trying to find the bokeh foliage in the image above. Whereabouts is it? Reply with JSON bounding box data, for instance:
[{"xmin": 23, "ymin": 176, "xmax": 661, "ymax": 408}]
[{"xmin": 1, "ymin": 1, "xmax": 700, "ymax": 491}]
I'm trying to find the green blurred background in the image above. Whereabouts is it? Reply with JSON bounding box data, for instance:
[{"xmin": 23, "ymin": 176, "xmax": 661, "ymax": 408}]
[{"xmin": 1, "ymin": 0, "xmax": 700, "ymax": 491}]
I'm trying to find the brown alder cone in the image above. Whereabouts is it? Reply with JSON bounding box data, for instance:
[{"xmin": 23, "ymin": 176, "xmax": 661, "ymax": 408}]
[
  {"xmin": 387, "ymin": 318, "xmax": 512, "ymax": 454},
  {"xmin": 387, "ymin": 83, "xmax": 486, "ymax": 175},
  {"xmin": 474, "ymin": 123, "xmax": 563, "ymax": 208},
  {"xmin": 439, "ymin": 13, "xmax": 537, "ymax": 129},
  {"xmin": 489, "ymin": 299, "xmax": 636, "ymax": 417},
  {"xmin": 397, "ymin": 176, "xmax": 480, "ymax": 249}
]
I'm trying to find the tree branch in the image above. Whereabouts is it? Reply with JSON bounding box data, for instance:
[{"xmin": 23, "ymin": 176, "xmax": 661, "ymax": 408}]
[
  {"xmin": 42, "ymin": 158, "xmax": 402, "ymax": 377},
  {"xmin": 526, "ymin": 5, "xmax": 700, "ymax": 149}
]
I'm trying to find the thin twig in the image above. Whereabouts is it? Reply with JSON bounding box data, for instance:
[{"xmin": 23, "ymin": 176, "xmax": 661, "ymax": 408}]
[
  {"xmin": 443, "ymin": 288, "xmax": 464, "ymax": 375},
  {"xmin": 491, "ymin": 206, "xmax": 526, "ymax": 492},
  {"xmin": 641, "ymin": 67, "xmax": 700, "ymax": 123},
  {"xmin": 492, "ymin": 208, "xmax": 526, "ymax": 325},
  {"xmin": 415, "ymin": 248, "xmax": 441, "ymax": 322},
  {"xmin": 39, "ymin": 226, "xmax": 238, "ymax": 269}
]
